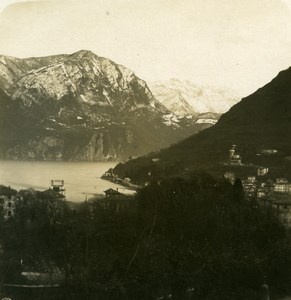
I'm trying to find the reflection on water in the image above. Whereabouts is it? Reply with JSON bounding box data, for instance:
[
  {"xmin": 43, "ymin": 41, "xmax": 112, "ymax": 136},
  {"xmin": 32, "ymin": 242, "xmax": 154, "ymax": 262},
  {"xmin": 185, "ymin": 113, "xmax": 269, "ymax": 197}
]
[{"xmin": 0, "ymin": 160, "xmax": 134, "ymax": 202}]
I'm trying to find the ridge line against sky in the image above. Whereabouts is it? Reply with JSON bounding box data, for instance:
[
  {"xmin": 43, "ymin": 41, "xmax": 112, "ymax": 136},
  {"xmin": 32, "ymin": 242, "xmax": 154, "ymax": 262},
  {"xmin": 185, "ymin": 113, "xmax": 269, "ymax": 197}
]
[{"xmin": 0, "ymin": 0, "xmax": 291, "ymax": 96}]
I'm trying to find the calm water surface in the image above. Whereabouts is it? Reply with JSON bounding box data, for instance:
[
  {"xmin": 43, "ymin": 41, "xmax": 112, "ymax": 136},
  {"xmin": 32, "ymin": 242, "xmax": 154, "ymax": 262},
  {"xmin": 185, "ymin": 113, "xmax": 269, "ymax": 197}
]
[{"xmin": 0, "ymin": 160, "xmax": 134, "ymax": 202}]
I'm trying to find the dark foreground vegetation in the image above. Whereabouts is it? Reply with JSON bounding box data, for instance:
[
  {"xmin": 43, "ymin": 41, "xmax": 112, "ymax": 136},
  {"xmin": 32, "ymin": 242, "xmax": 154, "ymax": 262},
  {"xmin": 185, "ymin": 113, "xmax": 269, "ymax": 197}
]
[{"xmin": 1, "ymin": 174, "xmax": 291, "ymax": 300}]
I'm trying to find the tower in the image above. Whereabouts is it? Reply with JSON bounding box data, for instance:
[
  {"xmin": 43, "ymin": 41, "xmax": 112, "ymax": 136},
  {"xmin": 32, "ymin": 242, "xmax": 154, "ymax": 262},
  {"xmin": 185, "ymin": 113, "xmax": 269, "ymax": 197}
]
[
  {"xmin": 50, "ymin": 180, "xmax": 66, "ymax": 197},
  {"xmin": 229, "ymin": 145, "xmax": 236, "ymax": 160},
  {"xmin": 229, "ymin": 149, "xmax": 235, "ymax": 159}
]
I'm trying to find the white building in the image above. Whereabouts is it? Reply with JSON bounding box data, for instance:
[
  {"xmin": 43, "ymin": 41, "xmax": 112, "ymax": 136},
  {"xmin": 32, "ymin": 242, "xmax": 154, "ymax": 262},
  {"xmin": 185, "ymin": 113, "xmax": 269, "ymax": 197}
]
[
  {"xmin": 274, "ymin": 178, "xmax": 289, "ymax": 193},
  {"xmin": 224, "ymin": 171, "xmax": 236, "ymax": 185},
  {"xmin": 257, "ymin": 167, "xmax": 269, "ymax": 176},
  {"xmin": 0, "ymin": 185, "xmax": 18, "ymax": 219}
]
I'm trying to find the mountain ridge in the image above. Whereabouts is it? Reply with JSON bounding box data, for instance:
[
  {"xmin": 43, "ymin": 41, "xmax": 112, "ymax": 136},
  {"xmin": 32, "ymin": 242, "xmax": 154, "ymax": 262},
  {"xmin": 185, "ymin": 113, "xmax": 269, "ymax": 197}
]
[
  {"xmin": 0, "ymin": 50, "xmax": 207, "ymax": 161},
  {"xmin": 150, "ymin": 79, "xmax": 240, "ymax": 115}
]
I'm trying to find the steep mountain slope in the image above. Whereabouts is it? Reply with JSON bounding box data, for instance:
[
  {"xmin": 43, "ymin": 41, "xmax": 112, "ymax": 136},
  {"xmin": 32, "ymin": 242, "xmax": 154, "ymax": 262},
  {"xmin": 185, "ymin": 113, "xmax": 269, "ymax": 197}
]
[
  {"xmin": 150, "ymin": 79, "xmax": 240, "ymax": 115},
  {"xmin": 113, "ymin": 67, "xmax": 291, "ymax": 183},
  {"xmin": 148, "ymin": 83, "xmax": 196, "ymax": 117},
  {"xmin": 0, "ymin": 50, "xmax": 205, "ymax": 161}
]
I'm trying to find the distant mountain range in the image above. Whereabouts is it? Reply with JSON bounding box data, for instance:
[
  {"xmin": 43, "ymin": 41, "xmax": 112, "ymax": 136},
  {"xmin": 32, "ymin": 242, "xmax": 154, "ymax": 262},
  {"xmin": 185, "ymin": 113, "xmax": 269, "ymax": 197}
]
[
  {"xmin": 0, "ymin": 50, "xmax": 212, "ymax": 161},
  {"xmin": 113, "ymin": 67, "xmax": 291, "ymax": 183},
  {"xmin": 149, "ymin": 79, "xmax": 240, "ymax": 123}
]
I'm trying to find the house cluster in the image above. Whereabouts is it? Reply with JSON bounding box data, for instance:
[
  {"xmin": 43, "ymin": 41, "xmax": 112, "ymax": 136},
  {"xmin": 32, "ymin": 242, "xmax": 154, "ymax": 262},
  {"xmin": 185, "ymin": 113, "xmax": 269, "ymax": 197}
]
[
  {"xmin": 223, "ymin": 145, "xmax": 291, "ymax": 223},
  {"xmin": 103, "ymin": 171, "xmax": 132, "ymax": 185},
  {"xmin": 224, "ymin": 166, "xmax": 271, "ymax": 197},
  {"xmin": 224, "ymin": 170, "xmax": 291, "ymax": 225}
]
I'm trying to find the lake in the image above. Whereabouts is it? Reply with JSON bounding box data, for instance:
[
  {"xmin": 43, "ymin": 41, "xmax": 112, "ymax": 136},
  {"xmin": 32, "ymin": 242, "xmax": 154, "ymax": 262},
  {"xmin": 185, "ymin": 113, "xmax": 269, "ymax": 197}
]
[{"xmin": 0, "ymin": 160, "xmax": 134, "ymax": 202}]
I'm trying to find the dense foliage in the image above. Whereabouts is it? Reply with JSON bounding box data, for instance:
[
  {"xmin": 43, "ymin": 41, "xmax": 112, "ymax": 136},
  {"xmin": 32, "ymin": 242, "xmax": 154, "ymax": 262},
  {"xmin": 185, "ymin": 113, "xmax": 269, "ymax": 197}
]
[{"xmin": 1, "ymin": 174, "xmax": 291, "ymax": 299}]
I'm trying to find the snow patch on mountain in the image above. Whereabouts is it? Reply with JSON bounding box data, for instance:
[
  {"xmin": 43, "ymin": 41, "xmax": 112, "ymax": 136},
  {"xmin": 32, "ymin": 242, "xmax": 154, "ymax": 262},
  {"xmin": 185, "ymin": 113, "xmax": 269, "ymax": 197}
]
[
  {"xmin": 149, "ymin": 83, "xmax": 195, "ymax": 117},
  {"xmin": 162, "ymin": 113, "xmax": 181, "ymax": 127},
  {"xmin": 150, "ymin": 79, "xmax": 240, "ymax": 115},
  {"xmin": 195, "ymin": 118, "xmax": 217, "ymax": 125}
]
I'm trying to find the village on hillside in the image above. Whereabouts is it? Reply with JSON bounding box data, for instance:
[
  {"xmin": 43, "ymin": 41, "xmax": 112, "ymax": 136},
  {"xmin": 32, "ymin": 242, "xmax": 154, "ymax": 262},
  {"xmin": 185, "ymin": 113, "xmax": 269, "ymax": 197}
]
[
  {"xmin": 1, "ymin": 144, "xmax": 291, "ymax": 228},
  {"xmin": 223, "ymin": 145, "xmax": 291, "ymax": 226}
]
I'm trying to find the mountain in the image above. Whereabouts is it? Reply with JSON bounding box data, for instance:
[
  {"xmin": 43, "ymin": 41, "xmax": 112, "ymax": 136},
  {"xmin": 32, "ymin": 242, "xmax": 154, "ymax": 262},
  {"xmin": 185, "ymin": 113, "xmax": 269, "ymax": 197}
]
[
  {"xmin": 149, "ymin": 79, "xmax": 240, "ymax": 126},
  {"xmin": 0, "ymin": 50, "xmax": 207, "ymax": 161},
  {"xmin": 150, "ymin": 79, "xmax": 240, "ymax": 116},
  {"xmin": 148, "ymin": 83, "xmax": 196, "ymax": 117},
  {"xmin": 113, "ymin": 67, "xmax": 291, "ymax": 183}
]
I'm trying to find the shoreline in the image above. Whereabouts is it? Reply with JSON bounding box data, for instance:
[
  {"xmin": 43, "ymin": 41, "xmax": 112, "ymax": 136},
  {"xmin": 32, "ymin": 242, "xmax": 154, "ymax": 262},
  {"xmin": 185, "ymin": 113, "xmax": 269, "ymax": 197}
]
[{"xmin": 101, "ymin": 174, "xmax": 142, "ymax": 191}]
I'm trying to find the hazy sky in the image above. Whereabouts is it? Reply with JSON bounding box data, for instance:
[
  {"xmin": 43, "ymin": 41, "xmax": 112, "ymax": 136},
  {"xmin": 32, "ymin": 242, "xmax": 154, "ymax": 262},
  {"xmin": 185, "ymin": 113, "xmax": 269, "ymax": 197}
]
[{"xmin": 1, "ymin": 0, "xmax": 291, "ymax": 96}]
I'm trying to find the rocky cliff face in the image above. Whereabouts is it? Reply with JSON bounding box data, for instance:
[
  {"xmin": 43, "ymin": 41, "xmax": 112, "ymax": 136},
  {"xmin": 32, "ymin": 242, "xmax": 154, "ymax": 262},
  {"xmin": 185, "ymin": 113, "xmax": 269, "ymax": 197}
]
[{"xmin": 0, "ymin": 50, "xmax": 206, "ymax": 161}]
